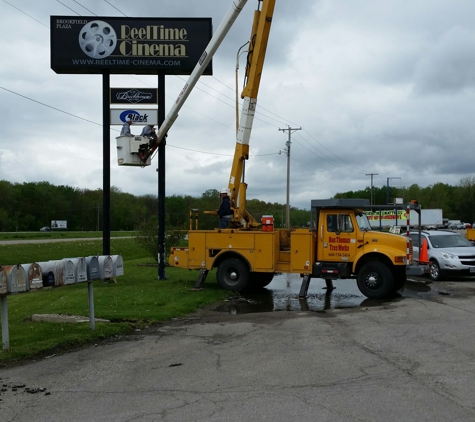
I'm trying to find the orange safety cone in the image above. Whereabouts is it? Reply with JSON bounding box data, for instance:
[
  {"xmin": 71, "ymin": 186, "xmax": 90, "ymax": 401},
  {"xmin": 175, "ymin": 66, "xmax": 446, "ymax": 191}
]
[{"xmin": 419, "ymin": 238, "xmax": 429, "ymax": 264}]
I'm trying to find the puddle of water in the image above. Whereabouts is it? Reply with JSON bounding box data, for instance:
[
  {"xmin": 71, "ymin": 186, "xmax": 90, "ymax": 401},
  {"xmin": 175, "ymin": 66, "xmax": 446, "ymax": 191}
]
[{"xmin": 212, "ymin": 273, "xmax": 434, "ymax": 315}]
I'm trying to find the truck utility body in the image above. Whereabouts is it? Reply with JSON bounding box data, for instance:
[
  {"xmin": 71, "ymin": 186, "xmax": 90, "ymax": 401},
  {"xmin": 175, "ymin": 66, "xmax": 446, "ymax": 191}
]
[{"xmin": 170, "ymin": 199, "xmax": 427, "ymax": 299}]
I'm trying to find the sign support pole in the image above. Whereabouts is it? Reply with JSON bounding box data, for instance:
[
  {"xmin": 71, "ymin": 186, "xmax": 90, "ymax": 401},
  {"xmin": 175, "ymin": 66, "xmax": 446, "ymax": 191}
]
[
  {"xmin": 158, "ymin": 74, "xmax": 166, "ymax": 280},
  {"xmin": 103, "ymin": 71, "xmax": 111, "ymax": 255}
]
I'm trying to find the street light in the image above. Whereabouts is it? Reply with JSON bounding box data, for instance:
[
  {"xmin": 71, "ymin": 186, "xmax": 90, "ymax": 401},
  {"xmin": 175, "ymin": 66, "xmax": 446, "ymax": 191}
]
[{"xmin": 386, "ymin": 177, "xmax": 401, "ymax": 204}]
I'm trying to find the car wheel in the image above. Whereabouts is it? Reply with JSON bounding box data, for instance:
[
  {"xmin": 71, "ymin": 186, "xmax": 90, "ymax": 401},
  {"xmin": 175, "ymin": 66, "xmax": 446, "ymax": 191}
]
[
  {"xmin": 216, "ymin": 258, "xmax": 250, "ymax": 291},
  {"xmin": 429, "ymin": 259, "xmax": 442, "ymax": 281},
  {"xmin": 357, "ymin": 261, "xmax": 393, "ymax": 299}
]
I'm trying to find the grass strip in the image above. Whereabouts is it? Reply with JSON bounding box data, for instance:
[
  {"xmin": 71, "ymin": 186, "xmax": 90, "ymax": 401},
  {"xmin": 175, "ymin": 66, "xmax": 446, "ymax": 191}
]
[{"xmin": 0, "ymin": 239, "xmax": 228, "ymax": 366}]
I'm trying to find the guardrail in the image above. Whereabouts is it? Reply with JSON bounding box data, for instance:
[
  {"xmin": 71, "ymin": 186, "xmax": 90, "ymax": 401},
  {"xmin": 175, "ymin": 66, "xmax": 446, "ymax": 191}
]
[{"xmin": 0, "ymin": 255, "xmax": 124, "ymax": 351}]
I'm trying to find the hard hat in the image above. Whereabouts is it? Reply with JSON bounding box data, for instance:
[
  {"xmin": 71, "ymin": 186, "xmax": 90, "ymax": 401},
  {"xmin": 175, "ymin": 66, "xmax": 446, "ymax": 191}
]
[{"xmin": 220, "ymin": 188, "xmax": 229, "ymax": 195}]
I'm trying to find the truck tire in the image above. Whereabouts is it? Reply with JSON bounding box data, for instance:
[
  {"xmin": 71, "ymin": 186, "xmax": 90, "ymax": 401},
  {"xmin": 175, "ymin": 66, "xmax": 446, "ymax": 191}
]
[
  {"xmin": 216, "ymin": 258, "xmax": 250, "ymax": 291},
  {"xmin": 248, "ymin": 272, "xmax": 274, "ymax": 289},
  {"xmin": 392, "ymin": 267, "xmax": 407, "ymax": 292},
  {"xmin": 357, "ymin": 261, "xmax": 393, "ymax": 299}
]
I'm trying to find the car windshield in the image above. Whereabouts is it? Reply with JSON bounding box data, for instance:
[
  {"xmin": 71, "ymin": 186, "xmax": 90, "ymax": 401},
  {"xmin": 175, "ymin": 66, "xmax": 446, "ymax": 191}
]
[
  {"xmin": 356, "ymin": 212, "xmax": 372, "ymax": 231},
  {"xmin": 428, "ymin": 234, "xmax": 473, "ymax": 248}
]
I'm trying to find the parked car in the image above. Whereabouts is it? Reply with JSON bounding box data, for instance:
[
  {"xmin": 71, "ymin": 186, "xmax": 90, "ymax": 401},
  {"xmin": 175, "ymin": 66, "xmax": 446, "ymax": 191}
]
[
  {"xmin": 39, "ymin": 226, "xmax": 51, "ymax": 232},
  {"xmin": 464, "ymin": 223, "xmax": 472, "ymax": 229},
  {"xmin": 408, "ymin": 230, "xmax": 475, "ymax": 281}
]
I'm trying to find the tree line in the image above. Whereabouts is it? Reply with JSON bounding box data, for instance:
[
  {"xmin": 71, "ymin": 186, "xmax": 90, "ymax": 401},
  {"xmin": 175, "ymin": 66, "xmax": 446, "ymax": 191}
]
[
  {"xmin": 334, "ymin": 176, "xmax": 475, "ymax": 224},
  {"xmin": 1, "ymin": 177, "xmax": 474, "ymax": 232},
  {"xmin": 0, "ymin": 181, "xmax": 309, "ymax": 232}
]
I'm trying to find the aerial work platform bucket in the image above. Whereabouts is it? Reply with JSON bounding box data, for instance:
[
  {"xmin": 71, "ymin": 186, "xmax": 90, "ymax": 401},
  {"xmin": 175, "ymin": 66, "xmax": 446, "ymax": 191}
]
[{"xmin": 116, "ymin": 136, "xmax": 152, "ymax": 166}]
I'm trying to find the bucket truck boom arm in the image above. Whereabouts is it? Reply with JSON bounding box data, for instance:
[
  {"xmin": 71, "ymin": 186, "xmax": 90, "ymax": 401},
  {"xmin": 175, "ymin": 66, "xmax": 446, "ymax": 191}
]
[
  {"xmin": 139, "ymin": 0, "xmax": 249, "ymax": 162},
  {"xmin": 227, "ymin": 0, "xmax": 276, "ymax": 228}
]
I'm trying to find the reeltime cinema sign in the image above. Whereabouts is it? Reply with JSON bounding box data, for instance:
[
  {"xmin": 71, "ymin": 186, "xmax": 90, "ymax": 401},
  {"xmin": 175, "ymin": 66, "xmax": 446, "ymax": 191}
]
[{"xmin": 50, "ymin": 16, "xmax": 212, "ymax": 75}]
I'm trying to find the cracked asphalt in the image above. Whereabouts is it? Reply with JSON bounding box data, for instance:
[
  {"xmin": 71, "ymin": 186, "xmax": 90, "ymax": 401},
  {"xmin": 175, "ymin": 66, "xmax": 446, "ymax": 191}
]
[{"xmin": 1, "ymin": 278, "xmax": 475, "ymax": 422}]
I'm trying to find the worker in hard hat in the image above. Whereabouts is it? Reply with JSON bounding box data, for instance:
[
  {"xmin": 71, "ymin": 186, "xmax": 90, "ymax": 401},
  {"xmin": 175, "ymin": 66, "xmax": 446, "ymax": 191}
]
[
  {"xmin": 217, "ymin": 188, "xmax": 233, "ymax": 229},
  {"xmin": 140, "ymin": 124, "xmax": 158, "ymax": 145},
  {"xmin": 120, "ymin": 117, "xmax": 134, "ymax": 136}
]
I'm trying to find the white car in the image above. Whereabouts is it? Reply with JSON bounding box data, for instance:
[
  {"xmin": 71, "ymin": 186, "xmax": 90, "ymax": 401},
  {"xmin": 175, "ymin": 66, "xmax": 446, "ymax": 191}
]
[{"xmin": 409, "ymin": 230, "xmax": 475, "ymax": 281}]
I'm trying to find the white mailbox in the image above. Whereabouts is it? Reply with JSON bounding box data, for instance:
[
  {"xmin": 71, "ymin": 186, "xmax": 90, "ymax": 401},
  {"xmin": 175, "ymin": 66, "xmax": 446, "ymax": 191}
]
[
  {"xmin": 5, "ymin": 264, "xmax": 27, "ymax": 293},
  {"xmin": 61, "ymin": 259, "xmax": 76, "ymax": 285},
  {"xmin": 98, "ymin": 255, "xmax": 114, "ymax": 279},
  {"xmin": 69, "ymin": 257, "xmax": 88, "ymax": 283},
  {"xmin": 116, "ymin": 135, "xmax": 152, "ymax": 166},
  {"xmin": 111, "ymin": 255, "xmax": 124, "ymax": 277}
]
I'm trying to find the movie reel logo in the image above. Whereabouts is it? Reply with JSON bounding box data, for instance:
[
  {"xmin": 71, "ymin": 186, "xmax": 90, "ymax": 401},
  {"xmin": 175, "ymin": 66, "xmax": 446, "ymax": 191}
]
[{"xmin": 79, "ymin": 20, "xmax": 117, "ymax": 59}]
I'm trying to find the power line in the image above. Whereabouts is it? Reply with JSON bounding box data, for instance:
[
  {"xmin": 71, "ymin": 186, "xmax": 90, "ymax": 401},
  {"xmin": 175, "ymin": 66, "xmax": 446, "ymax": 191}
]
[
  {"xmin": 56, "ymin": 0, "xmax": 80, "ymax": 15},
  {"xmin": 103, "ymin": 0, "xmax": 127, "ymax": 16},
  {"xmin": 71, "ymin": 0, "xmax": 98, "ymax": 16},
  {"xmin": 2, "ymin": 0, "xmax": 48, "ymax": 28},
  {"xmin": 0, "ymin": 87, "xmax": 103, "ymax": 127}
]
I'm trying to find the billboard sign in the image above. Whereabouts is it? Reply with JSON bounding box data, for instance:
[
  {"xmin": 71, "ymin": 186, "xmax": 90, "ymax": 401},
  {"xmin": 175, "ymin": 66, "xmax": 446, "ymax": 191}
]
[
  {"xmin": 111, "ymin": 108, "xmax": 158, "ymax": 125},
  {"xmin": 110, "ymin": 88, "xmax": 158, "ymax": 105},
  {"xmin": 51, "ymin": 16, "xmax": 213, "ymax": 75},
  {"xmin": 51, "ymin": 220, "xmax": 67, "ymax": 229}
]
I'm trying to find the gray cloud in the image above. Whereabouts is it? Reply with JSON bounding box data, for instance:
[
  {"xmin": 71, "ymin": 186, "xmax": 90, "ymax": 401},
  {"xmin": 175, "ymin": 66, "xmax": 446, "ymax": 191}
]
[{"xmin": 1, "ymin": 0, "xmax": 475, "ymax": 211}]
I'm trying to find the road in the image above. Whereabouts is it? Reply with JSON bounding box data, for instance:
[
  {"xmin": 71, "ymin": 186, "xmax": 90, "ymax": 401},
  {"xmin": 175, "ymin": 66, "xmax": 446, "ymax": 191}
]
[
  {"xmin": 0, "ymin": 237, "xmax": 130, "ymax": 245},
  {"xmin": 1, "ymin": 276, "xmax": 475, "ymax": 422}
]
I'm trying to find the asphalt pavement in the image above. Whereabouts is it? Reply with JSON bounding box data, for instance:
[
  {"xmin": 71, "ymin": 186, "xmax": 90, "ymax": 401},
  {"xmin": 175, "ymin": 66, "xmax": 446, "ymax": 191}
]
[{"xmin": 1, "ymin": 276, "xmax": 475, "ymax": 422}]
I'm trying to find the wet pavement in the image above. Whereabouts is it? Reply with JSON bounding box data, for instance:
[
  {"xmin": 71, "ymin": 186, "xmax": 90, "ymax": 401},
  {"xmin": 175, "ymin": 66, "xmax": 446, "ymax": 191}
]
[
  {"xmin": 210, "ymin": 273, "xmax": 475, "ymax": 314},
  {"xmin": 3, "ymin": 275, "xmax": 475, "ymax": 421}
]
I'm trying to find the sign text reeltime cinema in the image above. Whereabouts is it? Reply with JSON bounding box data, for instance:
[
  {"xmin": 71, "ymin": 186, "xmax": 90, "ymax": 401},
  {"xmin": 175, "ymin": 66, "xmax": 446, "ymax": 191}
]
[{"xmin": 50, "ymin": 17, "xmax": 212, "ymax": 75}]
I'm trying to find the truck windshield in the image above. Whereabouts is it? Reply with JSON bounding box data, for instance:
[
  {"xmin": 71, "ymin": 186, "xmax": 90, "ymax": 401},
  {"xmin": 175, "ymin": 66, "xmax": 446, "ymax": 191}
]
[{"xmin": 356, "ymin": 212, "xmax": 372, "ymax": 231}]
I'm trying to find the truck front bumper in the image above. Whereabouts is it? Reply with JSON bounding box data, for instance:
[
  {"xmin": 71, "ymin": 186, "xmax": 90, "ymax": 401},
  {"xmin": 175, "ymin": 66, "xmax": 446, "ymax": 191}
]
[{"xmin": 406, "ymin": 263, "xmax": 429, "ymax": 276}]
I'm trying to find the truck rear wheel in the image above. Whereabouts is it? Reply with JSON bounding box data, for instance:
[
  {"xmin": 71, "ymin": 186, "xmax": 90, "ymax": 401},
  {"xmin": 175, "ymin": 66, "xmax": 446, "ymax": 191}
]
[
  {"xmin": 216, "ymin": 258, "xmax": 250, "ymax": 291},
  {"xmin": 357, "ymin": 261, "xmax": 393, "ymax": 299}
]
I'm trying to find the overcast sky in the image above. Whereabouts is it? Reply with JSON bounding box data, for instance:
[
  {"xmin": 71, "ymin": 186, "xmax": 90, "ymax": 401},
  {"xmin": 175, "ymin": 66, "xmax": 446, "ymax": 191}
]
[{"xmin": 1, "ymin": 0, "xmax": 475, "ymax": 210}]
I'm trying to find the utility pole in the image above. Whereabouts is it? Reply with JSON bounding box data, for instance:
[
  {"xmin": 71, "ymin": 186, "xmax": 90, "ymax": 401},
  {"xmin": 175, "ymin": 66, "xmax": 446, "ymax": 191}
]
[
  {"xmin": 279, "ymin": 125, "xmax": 302, "ymax": 229},
  {"xmin": 386, "ymin": 177, "xmax": 401, "ymax": 205},
  {"xmin": 366, "ymin": 173, "xmax": 378, "ymax": 205}
]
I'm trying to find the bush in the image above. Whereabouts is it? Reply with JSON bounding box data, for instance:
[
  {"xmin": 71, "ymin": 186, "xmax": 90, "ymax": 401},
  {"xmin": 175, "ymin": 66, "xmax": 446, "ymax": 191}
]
[{"xmin": 134, "ymin": 218, "xmax": 186, "ymax": 262}]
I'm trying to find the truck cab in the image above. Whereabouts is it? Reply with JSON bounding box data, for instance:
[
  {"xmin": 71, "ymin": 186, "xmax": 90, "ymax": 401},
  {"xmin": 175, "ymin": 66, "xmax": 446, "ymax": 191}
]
[{"xmin": 309, "ymin": 199, "xmax": 421, "ymax": 298}]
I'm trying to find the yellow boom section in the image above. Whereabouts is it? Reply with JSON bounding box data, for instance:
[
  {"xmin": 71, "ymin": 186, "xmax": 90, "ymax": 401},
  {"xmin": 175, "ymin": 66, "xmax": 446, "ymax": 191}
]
[{"xmin": 228, "ymin": 0, "xmax": 276, "ymax": 229}]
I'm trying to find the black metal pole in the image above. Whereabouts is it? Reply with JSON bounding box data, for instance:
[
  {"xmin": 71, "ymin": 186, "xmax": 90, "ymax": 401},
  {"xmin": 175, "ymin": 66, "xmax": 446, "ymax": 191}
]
[
  {"xmin": 158, "ymin": 73, "xmax": 166, "ymax": 279},
  {"xmin": 102, "ymin": 71, "xmax": 111, "ymax": 255}
]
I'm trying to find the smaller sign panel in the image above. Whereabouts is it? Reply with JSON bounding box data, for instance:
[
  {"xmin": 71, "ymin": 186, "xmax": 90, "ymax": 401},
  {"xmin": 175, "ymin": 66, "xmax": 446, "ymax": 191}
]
[
  {"xmin": 110, "ymin": 88, "xmax": 158, "ymax": 105},
  {"xmin": 111, "ymin": 109, "xmax": 158, "ymax": 125},
  {"xmin": 51, "ymin": 220, "xmax": 67, "ymax": 229}
]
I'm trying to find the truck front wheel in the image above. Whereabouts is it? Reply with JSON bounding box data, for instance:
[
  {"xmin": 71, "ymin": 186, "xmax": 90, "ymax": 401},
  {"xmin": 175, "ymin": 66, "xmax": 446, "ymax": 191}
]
[
  {"xmin": 357, "ymin": 261, "xmax": 393, "ymax": 299},
  {"xmin": 248, "ymin": 272, "xmax": 274, "ymax": 289},
  {"xmin": 216, "ymin": 258, "xmax": 250, "ymax": 291}
]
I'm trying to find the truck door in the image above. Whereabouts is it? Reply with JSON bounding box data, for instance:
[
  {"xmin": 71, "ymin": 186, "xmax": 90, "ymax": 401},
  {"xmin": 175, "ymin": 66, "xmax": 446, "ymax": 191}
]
[{"xmin": 318, "ymin": 212, "xmax": 358, "ymax": 262}]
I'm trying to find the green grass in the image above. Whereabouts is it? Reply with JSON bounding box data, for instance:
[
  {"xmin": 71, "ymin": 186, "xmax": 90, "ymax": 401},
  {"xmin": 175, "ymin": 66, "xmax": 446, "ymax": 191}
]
[{"xmin": 0, "ymin": 238, "xmax": 228, "ymax": 366}]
